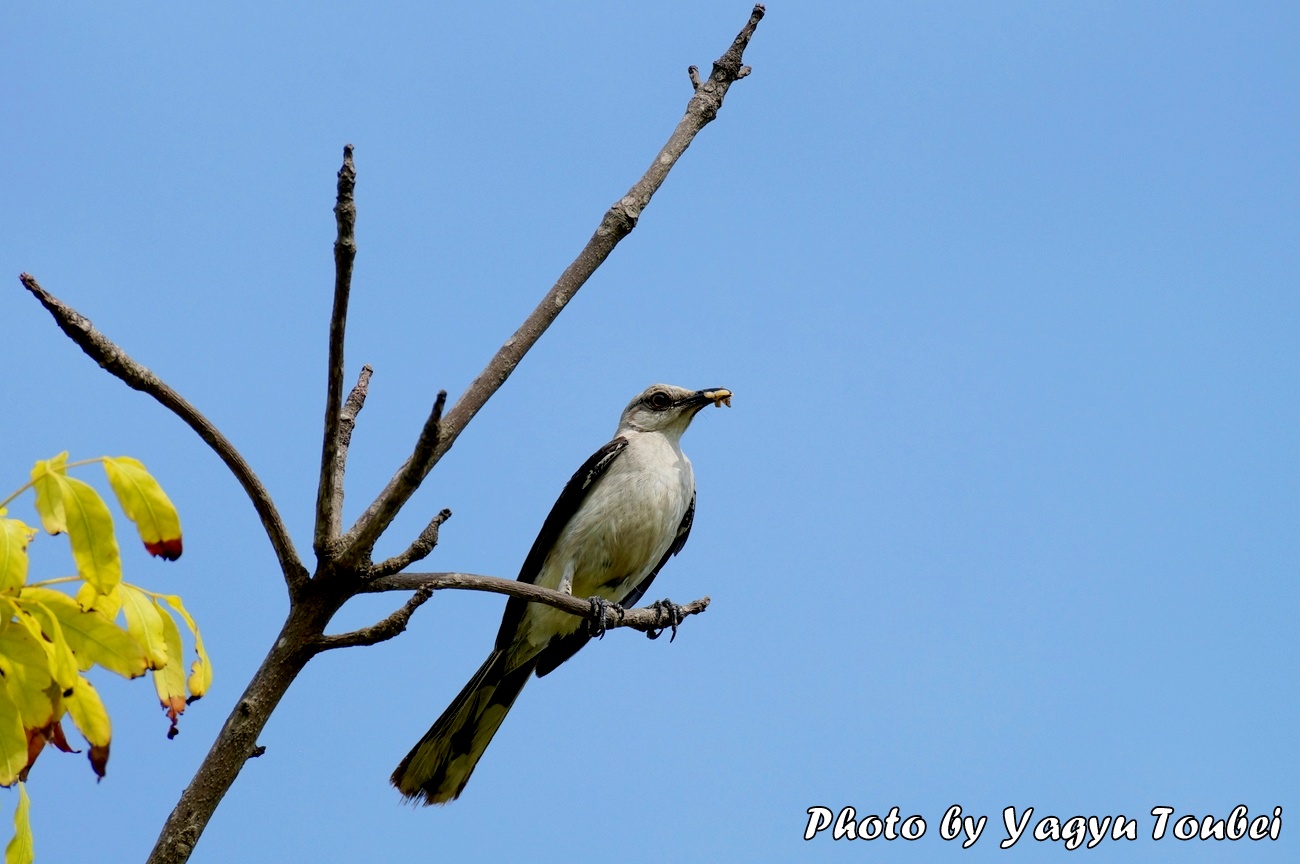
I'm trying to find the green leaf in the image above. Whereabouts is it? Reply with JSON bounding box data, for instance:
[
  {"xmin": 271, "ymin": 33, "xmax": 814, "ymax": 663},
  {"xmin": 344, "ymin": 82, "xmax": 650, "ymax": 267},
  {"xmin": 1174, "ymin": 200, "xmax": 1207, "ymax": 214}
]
[
  {"xmin": 102, "ymin": 457, "xmax": 183, "ymax": 561},
  {"xmin": 28, "ymin": 454, "xmax": 68, "ymax": 536},
  {"xmin": 3, "ymin": 782, "xmax": 32, "ymax": 864},
  {"xmin": 51, "ymin": 474, "xmax": 122, "ymax": 594},
  {"xmin": 0, "ymin": 519, "xmax": 37, "ymax": 593},
  {"xmin": 17, "ymin": 588, "xmax": 147, "ymax": 679},
  {"xmin": 0, "ymin": 627, "xmax": 54, "ymax": 731},
  {"xmin": 11, "ymin": 601, "xmax": 77, "ymax": 691},
  {"xmin": 161, "ymin": 594, "xmax": 211, "ymax": 700},
  {"xmin": 120, "ymin": 586, "xmax": 168, "ymax": 669},
  {"xmin": 74, "ymin": 582, "xmax": 122, "ymax": 620},
  {"xmin": 64, "ymin": 677, "xmax": 110, "ymax": 778},
  {"xmin": 0, "ymin": 685, "xmax": 26, "ymax": 787},
  {"xmin": 152, "ymin": 603, "xmax": 186, "ymax": 736}
]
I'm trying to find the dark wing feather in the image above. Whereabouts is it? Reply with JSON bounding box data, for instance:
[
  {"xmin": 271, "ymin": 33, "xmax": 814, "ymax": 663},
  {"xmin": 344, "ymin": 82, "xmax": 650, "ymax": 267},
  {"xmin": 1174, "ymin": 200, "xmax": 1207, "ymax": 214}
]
[
  {"xmin": 494, "ymin": 436, "xmax": 629, "ymax": 651},
  {"xmin": 534, "ymin": 630, "xmax": 588, "ymax": 678}
]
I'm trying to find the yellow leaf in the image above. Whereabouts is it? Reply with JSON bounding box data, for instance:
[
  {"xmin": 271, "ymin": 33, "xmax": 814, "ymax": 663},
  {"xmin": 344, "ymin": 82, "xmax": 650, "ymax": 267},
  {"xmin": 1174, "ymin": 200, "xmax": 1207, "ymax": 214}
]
[
  {"xmin": 161, "ymin": 595, "xmax": 211, "ymax": 700},
  {"xmin": 28, "ymin": 454, "xmax": 68, "ymax": 536},
  {"xmin": 50, "ymin": 475, "xmax": 122, "ymax": 594},
  {"xmin": 0, "ymin": 627, "xmax": 54, "ymax": 731},
  {"xmin": 152, "ymin": 603, "xmax": 186, "ymax": 736},
  {"xmin": 102, "ymin": 457, "xmax": 183, "ymax": 561},
  {"xmin": 17, "ymin": 588, "xmax": 146, "ymax": 679},
  {"xmin": 4, "ymin": 781, "xmax": 33, "ymax": 864},
  {"xmin": 0, "ymin": 520, "xmax": 37, "ymax": 593},
  {"xmin": 119, "ymin": 586, "xmax": 167, "ymax": 669},
  {"xmin": 64, "ymin": 677, "xmax": 109, "ymax": 778},
  {"xmin": 0, "ymin": 685, "xmax": 26, "ymax": 787},
  {"xmin": 11, "ymin": 602, "xmax": 77, "ymax": 691},
  {"xmin": 74, "ymin": 582, "xmax": 122, "ymax": 620}
]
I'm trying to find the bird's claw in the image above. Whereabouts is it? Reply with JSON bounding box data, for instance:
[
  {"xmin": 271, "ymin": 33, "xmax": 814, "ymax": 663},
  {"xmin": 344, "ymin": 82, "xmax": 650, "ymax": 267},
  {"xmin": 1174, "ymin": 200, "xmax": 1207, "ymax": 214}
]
[
  {"xmin": 646, "ymin": 598, "xmax": 685, "ymax": 642},
  {"xmin": 586, "ymin": 597, "xmax": 623, "ymax": 639}
]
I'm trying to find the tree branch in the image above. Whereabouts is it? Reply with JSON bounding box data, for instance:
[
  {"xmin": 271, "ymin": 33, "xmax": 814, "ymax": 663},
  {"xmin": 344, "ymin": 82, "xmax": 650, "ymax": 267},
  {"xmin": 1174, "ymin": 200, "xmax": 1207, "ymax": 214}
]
[
  {"xmin": 18, "ymin": 273, "xmax": 309, "ymax": 594},
  {"xmin": 314, "ymin": 144, "xmax": 358, "ymax": 557},
  {"xmin": 343, "ymin": 3, "xmax": 767, "ymax": 525},
  {"xmin": 315, "ymin": 588, "xmax": 433, "ymax": 651},
  {"xmin": 338, "ymin": 365, "xmax": 373, "ymax": 458},
  {"xmin": 365, "ymin": 571, "xmax": 710, "ymax": 635},
  {"xmin": 370, "ymin": 507, "xmax": 452, "ymax": 578}
]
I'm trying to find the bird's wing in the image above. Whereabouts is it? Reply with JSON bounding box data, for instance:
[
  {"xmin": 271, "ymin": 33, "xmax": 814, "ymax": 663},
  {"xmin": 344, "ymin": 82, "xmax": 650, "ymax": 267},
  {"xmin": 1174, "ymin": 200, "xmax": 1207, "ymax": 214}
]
[
  {"xmin": 533, "ymin": 491, "xmax": 694, "ymax": 678},
  {"xmin": 494, "ymin": 436, "xmax": 630, "ymax": 651}
]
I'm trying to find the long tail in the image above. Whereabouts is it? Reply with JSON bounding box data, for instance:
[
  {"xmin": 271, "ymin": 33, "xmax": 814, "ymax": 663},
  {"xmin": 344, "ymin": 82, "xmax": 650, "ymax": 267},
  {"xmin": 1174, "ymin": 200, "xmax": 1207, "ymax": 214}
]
[{"xmin": 390, "ymin": 650, "xmax": 535, "ymax": 805}]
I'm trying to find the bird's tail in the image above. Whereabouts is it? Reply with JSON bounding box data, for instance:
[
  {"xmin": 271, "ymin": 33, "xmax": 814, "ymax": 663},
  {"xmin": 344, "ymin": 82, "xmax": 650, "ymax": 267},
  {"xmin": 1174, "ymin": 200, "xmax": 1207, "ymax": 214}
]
[{"xmin": 390, "ymin": 649, "xmax": 535, "ymax": 805}]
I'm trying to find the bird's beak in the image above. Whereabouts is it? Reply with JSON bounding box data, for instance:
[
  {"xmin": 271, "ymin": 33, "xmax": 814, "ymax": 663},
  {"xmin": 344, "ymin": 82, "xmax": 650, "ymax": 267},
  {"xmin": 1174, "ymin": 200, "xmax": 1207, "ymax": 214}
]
[{"xmin": 686, "ymin": 388, "xmax": 732, "ymax": 410}]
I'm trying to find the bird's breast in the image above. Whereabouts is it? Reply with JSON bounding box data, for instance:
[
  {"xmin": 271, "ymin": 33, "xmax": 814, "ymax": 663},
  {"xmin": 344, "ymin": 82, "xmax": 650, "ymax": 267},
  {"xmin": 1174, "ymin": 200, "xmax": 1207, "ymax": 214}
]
[{"xmin": 563, "ymin": 442, "xmax": 692, "ymax": 594}]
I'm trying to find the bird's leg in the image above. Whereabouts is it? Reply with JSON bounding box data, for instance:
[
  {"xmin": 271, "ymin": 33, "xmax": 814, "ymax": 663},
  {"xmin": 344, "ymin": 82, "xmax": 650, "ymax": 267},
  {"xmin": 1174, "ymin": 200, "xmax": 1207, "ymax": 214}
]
[
  {"xmin": 646, "ymin": 598, "xmax": 685, "ymax": 642},
  {"xmin": 585, "ymin": 596, "xmax": 624, "ymax": 639}
]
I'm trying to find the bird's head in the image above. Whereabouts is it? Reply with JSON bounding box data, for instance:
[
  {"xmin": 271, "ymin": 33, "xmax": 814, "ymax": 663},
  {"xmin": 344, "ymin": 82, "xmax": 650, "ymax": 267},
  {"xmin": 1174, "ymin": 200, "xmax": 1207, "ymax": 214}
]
[{"xmin": 617, "ymin": 384, "xmax": 732, "ymax": 439}]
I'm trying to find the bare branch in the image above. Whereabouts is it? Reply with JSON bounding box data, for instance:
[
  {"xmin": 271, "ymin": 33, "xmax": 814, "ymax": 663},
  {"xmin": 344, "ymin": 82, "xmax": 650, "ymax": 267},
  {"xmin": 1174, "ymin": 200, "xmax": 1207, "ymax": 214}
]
[
  {"xmin": 353, "ymin": 4, "xmax": 767, "ymax": 494},
  {"xmin": 339, "ymin": 364, "xmax": 373, "ymax": 454},
  {"xmin": 370, "ymin": 507, "xmax": 452, "ymax": 578},
  {"xmin": 339, "ymin": 390, "xmax": 446, "ymax": 563},
  {"xmin": 315, "ymin": 588, "xmax": 434, "ymax": 651},
  {"xmin": 365, "ymin": 571, "xmax": 710, "ymax": 635},
  {"xmin": 314, "ymin": 144, "xmax": 359, "ymax": 557},
  {"xmin": 313, "ymin": 362, "xmax": 372, "ymax": 559},
  {"xmin": 19, "ymin": 273, "xmax": 308, "ymax": 593}
]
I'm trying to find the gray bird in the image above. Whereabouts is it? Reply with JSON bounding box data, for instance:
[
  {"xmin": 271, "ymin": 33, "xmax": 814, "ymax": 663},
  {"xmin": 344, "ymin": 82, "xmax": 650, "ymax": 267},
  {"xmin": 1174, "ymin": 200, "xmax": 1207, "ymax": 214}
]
[{"xmin": 391, "ymin": 383, "xmax": 731, "ymax": 804}]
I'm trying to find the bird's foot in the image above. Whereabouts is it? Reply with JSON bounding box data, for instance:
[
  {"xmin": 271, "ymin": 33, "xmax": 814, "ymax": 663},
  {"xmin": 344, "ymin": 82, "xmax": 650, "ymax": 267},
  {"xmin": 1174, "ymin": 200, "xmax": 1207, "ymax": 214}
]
[
  {"xmin": 586, "ymin": 596, "xmax": 624, "ymax": 639},
  {"xmin": 646, "ymin": 598, "xmax": 685, "ymax": 642}
]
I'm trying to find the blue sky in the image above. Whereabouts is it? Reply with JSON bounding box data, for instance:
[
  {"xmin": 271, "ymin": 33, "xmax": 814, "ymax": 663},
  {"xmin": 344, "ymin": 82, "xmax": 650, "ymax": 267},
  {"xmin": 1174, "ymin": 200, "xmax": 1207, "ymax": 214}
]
[{"xmin": 4, "ymin": 2, "xmax": 1298, "ymax": 862}]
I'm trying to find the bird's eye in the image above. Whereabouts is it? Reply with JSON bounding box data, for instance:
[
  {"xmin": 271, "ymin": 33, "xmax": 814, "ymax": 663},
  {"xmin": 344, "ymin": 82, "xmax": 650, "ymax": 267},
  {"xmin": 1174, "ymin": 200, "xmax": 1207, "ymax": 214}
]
[{"xmin": 649, "ymin": 391, "xmax": 672, "ymax": 410}]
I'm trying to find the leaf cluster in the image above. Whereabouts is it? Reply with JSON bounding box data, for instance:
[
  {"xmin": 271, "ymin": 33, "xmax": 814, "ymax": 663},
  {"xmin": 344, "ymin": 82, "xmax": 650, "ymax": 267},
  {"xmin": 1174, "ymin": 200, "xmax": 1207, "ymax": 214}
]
[{"xmin": 0, "ymin": 454, "xmax": 205, "ymax": 863}]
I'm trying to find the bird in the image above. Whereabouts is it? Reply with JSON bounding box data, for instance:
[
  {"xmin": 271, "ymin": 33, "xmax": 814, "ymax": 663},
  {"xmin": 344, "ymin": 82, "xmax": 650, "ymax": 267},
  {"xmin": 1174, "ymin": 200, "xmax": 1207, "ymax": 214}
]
[{"xmin": 391, "ymin": 383, "xmax": 731, "ymax": 805}]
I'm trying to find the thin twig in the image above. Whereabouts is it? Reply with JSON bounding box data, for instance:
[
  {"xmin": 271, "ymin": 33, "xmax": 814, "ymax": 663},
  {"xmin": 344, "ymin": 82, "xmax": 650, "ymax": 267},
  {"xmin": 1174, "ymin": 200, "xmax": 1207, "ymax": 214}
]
[
  {"xmin": 19, "ymin": 273, "xmax": 308, "ymax": 594},
  {"xmin": 338, "ymin": 365, "xmax": 373, "ymax": 456},
  {"xmin": 314, "ymin": 144, "xmax": 358, "ymax": 557},
  {"xmin": 365, "ymin": 571, "xmax": 710, "ymax": 635},
  {"xmin": 343, "ymin": 4, "xmax": 766, "ymax": 533},
  {"xmin": 316, "ymin": 362, "xmax": 372, "ymax": 559},
  {"xmin": 339, "ymin": 390, "xmax": 446, "ymax": 563},
  {"xmin": 315, "ymin": 588, "xmax": 434, "ymax": 651},
  {"xmin": 370, "ymin": 508, "xmax": 452, "ymax": 578}
]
